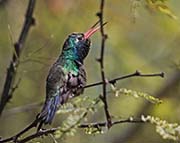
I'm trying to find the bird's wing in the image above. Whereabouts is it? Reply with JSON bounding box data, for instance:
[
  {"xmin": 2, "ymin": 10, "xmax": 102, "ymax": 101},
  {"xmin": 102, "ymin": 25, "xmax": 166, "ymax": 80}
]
[
  {"xmin": 46, "ymin": 62, "xmax": 66, "ymax": 101},
  {"xmin": 39, "ymin": 62, "xmax": 68, "ymax": 124}
]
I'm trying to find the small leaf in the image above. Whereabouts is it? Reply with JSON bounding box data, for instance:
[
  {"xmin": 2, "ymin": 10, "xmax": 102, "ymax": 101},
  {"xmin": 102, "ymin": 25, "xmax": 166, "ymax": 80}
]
[
  {"xmin": 141, "ymin": 115, "xmax": 180, "ymax": 141},
  {"xmin": 112, "ymin": 88, "xmax": 162, "ymax": 104},
  {"xmin": 146, "ymin": 0, "xmax": 178, "ymax": 20},
  {"xmin": 54, "ymin": 130, "xmax": 62, "ymax": 139},
  {"xmin": 156, "ymin": 4, "xmax": 178, "ymax": 19},
  {"xmin": 84, "ymin": 125, "xmax": 104, "ymax": 135}
]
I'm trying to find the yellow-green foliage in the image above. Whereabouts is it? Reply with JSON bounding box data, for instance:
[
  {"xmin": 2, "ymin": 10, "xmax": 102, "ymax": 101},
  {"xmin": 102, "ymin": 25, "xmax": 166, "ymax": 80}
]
[
  {"xmin": 54, "ymin": 97, "xmax": 100, "ymax": 140},
  {"xmin": 146, "ymin": 0, "xmax": 178, "ymax": 19},
  {"xmin": 130, "ymin": 0, "xmax": 178, "ymax": 22},
  {"xmin": 111, "ymin": 85, "xmax": 162, "ymax": 104},
  {"xmin": 142, "ymin": 115, "xmax": 180, "ymax": 141}
]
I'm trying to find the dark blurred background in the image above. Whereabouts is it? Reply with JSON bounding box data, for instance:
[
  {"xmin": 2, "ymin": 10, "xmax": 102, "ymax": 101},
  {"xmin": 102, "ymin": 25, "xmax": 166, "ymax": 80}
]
[{"xmin": 0, "ymin": 0, "xmax": 180, "ymax": 142}]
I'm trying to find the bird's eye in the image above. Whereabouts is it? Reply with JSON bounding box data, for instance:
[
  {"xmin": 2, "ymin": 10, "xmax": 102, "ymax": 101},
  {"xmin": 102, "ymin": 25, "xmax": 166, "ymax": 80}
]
[{"xmin": 77, "ymin": 36, "xmax": 83, "ymax": 41}]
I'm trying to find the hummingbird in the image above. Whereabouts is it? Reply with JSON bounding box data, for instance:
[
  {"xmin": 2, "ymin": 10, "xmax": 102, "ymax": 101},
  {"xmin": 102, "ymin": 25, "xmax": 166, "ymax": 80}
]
[{"xmin": 37, "ymin": 22, "xmax": 106, "ymax": 129}]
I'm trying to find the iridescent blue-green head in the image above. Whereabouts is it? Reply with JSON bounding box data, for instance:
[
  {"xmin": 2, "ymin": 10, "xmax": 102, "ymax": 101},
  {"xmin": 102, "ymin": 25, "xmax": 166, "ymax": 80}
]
[{"xmin": 61, "ymin": 24, "xmax": 102, "ymax": 63}]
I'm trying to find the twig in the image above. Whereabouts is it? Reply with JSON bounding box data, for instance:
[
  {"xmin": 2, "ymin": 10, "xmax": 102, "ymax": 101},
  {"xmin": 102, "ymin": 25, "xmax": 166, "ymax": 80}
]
[
  {"xmin": 96, "ymin": 0, "xmax": 112, "ymax": 129},
  {"xmin": 85, "ymin": 70, "xmax": 164, "ymax": 88},
  {"xmin": 0, "ymin": 0, "xmax": 36, "ymax": 115},
  {"xmin": 15, "ymin": 128, "xmax": 57, "ymax": 143},
  {"xmin": 79, "ymin": 117, "xmax": 145, "ymax": 128},
  {"xmin": 0, "ymin": 117, "xmax": 40, "ymax": 143},
  {"xmin": 0, "ymin": 117, "xmax": 145, "ymax": 143}
]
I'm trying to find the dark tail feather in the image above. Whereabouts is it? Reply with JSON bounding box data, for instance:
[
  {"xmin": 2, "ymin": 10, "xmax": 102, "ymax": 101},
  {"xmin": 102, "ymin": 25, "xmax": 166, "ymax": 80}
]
[
  {"xmin": 37, "ymin": 91, "xmax": 71, "ymax": 130},
  {"xmin": 38, "ymin": 95, "xmax": 60, "ymax": 129}
]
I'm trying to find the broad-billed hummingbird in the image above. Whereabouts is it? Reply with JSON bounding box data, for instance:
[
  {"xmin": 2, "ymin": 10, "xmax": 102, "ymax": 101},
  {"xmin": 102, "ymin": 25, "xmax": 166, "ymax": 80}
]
[{"xmin": 38, "ymin": 22, "xmax": 105, "ymax": 129}]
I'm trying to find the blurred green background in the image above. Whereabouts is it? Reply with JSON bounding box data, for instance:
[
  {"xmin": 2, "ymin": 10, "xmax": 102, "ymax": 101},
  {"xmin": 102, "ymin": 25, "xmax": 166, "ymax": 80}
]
[{"xmin": 0, "ymin": 0, "xmax": 180, "ymax": 142}]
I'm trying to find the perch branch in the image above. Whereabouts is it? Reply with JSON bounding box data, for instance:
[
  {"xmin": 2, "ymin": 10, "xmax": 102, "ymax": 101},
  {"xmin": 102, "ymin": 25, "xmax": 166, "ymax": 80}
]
[{"xmin": 0, "ymin": 117, "xmax": 145, "ymax": 143}]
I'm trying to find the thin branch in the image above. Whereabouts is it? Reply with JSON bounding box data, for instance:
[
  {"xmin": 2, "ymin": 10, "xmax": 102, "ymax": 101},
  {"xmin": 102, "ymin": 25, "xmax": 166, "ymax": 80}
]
[
  {"xmin": 8, "ymin": 77, "xmax": 22, "ymax": 99},
  {"xmin": 79, "ymin": 117, "xmax": 145, "ymax": 128},
  {"xmin": 85, "ymin": 70, "xmax": 164, "ymax": 89},
  {"xmin": 0, "ymin": 0, "xmax": 36, "ymax": 115},
  {"xmin": 13, "ymin": 128, "xmax": 57, "ymax": 143},
  {"xmin": 18, "ymin": 118, "xmax": 143, "ymax": 143},
  {"xmin": 96, "ymin": 0, "xmax": 112, "ymax": 129},
  {"xmin": 0, "ymin": 118, "xmax": 39, "ymax": 143},
  {"xmin": 0, "ymin": 117, "xmax": 145, "ymax": 143}
]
